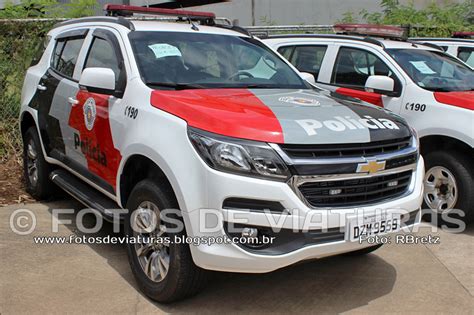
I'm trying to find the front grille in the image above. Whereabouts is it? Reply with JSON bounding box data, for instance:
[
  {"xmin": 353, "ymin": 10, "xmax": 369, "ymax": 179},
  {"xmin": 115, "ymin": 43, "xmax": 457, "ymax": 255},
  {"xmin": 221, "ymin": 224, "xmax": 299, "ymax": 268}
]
[
  {"xmin": 298, "ymin": 171, "xmax": 413, "ymax": 207},
  {"xmin": 280, "ymin": 137, "xmax": 412, "ymax": 159},
  {"xmin": 386, "ymin": 153, "xmax": 418, "ymax": 169}
]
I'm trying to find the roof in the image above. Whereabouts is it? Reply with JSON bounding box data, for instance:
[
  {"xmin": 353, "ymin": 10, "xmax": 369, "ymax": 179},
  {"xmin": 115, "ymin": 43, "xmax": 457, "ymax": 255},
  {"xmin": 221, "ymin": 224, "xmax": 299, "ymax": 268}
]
[
  {"xmin": 130, "ymin": 20, "xmax": 248, "ymax": 36},
  {"xmin": 264, "ymin": 34, "xmax": 439, "ymax": 50},
  {"xmin": 53, "ymin": 16, "xmax": 249, "ymax": 37},
  {"xmin": 410, "ymin": 38, "xmax": 474, "ymax": 45}
]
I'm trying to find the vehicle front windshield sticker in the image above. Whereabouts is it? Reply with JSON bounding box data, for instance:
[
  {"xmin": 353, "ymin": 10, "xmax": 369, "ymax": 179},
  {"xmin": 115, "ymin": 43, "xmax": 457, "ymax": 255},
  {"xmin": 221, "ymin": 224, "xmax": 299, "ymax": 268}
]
[
  {"xmin": 148, "ymin": 43, "xmax": 182, "ymax": 59},
  {"xmin": 409, "ymin": 61, "xmax": 436, "ymax": 74}
]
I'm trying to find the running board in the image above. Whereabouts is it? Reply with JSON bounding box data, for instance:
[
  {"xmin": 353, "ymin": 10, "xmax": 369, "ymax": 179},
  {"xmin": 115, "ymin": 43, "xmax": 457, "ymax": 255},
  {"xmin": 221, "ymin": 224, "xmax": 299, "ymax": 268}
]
[{"xmin": 50, "ymin": 169, "xmax": 123, "ymax": 223}]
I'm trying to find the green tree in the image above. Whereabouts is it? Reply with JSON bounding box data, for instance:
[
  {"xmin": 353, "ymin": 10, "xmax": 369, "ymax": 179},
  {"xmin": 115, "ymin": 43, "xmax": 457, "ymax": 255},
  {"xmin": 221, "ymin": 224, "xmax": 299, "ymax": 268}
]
[
  {"xmin": 0, "ymin": 0, "xmax": 58, "ymax": 18},
  {"xmin": 61, "ymin": 0, "xmax": 97, "ymax": 18},
  {"xmin": 339, "ymin": 0, "xmax": 474, "ymax": 36},
  {"xmin": 0, "ymin": 0, "xmax": 98, "ymax": 19}
]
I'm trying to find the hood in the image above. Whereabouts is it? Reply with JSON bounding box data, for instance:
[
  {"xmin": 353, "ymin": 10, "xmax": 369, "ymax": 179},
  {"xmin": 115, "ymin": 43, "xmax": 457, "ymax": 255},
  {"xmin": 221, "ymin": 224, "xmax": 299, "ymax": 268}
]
[
  {"xmin": 150, "ymin": 89, "xmax": 411, "ymax": 144},
  {"xmin": 434, "ymin": 91, "xmax": 474, "ymax": 111}
]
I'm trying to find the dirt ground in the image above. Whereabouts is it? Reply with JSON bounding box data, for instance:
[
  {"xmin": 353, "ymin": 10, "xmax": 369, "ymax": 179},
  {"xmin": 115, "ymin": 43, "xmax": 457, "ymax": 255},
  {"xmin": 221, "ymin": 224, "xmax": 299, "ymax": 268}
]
[{"xmin": 0, "ymin": 157, "xmax": 34, "ymax": 206}]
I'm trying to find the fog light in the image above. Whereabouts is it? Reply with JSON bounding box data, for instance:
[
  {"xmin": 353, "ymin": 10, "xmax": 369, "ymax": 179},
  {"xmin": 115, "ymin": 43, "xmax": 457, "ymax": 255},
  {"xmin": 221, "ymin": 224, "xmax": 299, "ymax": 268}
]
[
  {"xmin": 241, "ymin": 227, "xmax": 258, "ymax": 239},
  {"xmin": 387, "ymin": 180, "xmax": 398, "ymax": 187}
]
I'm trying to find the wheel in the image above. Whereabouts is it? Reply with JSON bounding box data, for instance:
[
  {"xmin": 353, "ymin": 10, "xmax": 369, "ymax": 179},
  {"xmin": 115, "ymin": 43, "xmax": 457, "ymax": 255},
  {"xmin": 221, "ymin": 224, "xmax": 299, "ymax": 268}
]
[
  {"xmin": 22, "ymin": 126, "xmax": 55, "ymax": 200},
  {"xmin": 423, "ymin": 150, "xmax": 474, "ymax": 225},
  {"xmin": 343, "ymin": 244, "xmax": 383, "ymax": 256},
  {"xmin": 124, "ymin": 179, "xmax": 208, "ymax": 303}
]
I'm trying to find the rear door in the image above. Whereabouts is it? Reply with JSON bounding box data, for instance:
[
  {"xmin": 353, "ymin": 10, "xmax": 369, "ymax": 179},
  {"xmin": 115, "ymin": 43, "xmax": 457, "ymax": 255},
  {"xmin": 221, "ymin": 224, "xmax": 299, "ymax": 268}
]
[{"xmin": 30, "ymin": 29, "xmax": 88, "ymax": 162}]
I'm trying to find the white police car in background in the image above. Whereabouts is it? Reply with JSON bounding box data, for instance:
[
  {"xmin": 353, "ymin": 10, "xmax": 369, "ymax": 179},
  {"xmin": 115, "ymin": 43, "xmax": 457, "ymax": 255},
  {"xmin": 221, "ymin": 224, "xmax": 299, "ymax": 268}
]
[
  {"xmin": 264, "ymin": 24, "xmax": 474, "ymax": 224},
  {"xmin": 411, "ymin": 33, "xmax": 474, "ymax": 68}
]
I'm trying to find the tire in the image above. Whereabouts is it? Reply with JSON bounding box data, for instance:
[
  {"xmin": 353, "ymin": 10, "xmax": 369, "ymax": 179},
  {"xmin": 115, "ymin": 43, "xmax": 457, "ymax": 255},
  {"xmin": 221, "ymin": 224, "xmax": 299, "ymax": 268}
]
[
  {"xmin": 343, "ymin": 244, "xmax": 383, "ymax": 256},
  {"xmin": 124, "ymin": 179, "xmax": 208, "ymax": 303},
  {"xmin": 22, "ymin": 126, "xmax": 55, "ymax": 200},
  {"xmin": 422, "ymin": 150, "xmax": 474, "ymax": 226}
]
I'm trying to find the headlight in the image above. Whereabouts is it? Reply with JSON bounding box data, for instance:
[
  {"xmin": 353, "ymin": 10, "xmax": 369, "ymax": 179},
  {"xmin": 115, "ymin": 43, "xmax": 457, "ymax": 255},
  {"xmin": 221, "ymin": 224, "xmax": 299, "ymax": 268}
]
[
  {"xmin": 410, "ymin": 126, "xmax": 420, "ymax": 150},
  {"xmin": 188, "ymin": 128, "xmax": 291, "ymax": 181}
]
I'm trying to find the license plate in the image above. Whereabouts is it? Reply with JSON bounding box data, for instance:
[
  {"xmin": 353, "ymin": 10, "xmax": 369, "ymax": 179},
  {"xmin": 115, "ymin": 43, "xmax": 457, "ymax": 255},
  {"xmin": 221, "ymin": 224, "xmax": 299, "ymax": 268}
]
[{"xmin": 347, "ymin": 214, "xmax": 401, "ymax": 242}]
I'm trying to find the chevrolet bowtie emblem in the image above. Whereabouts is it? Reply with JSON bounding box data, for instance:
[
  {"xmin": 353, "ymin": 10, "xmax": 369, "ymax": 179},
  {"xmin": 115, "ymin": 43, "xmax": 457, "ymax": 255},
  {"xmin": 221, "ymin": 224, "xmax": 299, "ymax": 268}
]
[{"xmin": 357, "ymin": 160, "xmax": 386, "ymax": 174}]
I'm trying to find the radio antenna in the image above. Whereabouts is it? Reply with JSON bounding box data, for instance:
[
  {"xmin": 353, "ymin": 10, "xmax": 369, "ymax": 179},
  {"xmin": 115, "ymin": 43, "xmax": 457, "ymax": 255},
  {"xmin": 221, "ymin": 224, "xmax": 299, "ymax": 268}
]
[{"xmin": 179, "ymin": 4, "xmax": 199, "ymax": 31}]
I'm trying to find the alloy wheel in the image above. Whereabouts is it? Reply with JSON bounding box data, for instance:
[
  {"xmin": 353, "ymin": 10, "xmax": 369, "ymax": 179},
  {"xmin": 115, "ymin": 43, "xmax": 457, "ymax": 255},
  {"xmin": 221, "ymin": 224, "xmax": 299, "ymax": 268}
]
[
  {"xmin": 132, "ymin": 201, "xmax": 170, "ymax": 283},
  {"xmin": 26, "ymin": 139, "xmax": 39, "ymax": 187}
]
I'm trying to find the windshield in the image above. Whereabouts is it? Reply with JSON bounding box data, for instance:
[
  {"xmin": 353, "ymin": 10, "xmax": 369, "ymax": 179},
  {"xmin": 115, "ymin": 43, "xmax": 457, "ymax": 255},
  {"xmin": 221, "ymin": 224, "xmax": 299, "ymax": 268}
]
[
  {"xmin": 386, "ymin": 48, "xmax": 474, "ymax": 92},
  {"xmin": 129, "ymin": 31, "xmax": 308, "ymax": 90}
]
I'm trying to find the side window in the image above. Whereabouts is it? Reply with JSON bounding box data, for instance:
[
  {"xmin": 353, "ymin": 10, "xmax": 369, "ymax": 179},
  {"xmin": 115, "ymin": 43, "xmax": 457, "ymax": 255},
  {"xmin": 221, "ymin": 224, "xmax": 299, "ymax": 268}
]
[
  {"xmin": 288, "ymin": 45, "xmax": 327, "ymax": 78},
  {"xmin": 277, "ymin": 46, "xmax": 295, "ymax": 60},
  {"xmin": 457, "ymin": 47, "xmax": 474, "ymax": 68},
  {"xmin": 332, "ymin": 47, "xmax": 395, "ymax": 88},
  {"xmin": 84, "ymin": 37, "xmax": 120, "ymax": 82},
  {"xmin": 52, "ymin": 37, "xmax": 85, "ymax": 78}
]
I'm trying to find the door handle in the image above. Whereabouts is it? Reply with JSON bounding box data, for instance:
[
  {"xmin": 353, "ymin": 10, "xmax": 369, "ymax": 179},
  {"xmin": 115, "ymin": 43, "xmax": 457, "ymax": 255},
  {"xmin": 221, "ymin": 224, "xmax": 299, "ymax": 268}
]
[
  {"xmin": 37, "ymin": 84, "xmax": 47, "ymax": 91},
  {"xmin": 67, "ymin": 97, "xmax": 79, "ymax": 105}
]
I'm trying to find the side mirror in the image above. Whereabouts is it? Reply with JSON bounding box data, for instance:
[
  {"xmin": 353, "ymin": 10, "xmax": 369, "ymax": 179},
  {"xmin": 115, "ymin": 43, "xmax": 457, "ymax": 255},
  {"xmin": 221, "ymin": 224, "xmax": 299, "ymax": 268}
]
[
  {"xmin": 300, "ymin": 72, "xmax": 316, "ymax": 85},
  {"xmin": 79, "ymin": 67, "xmax": 115, "ymax": 95},
  {"xmin": 365, "ymin": 75, "xmax": 394, "ymax": 95}
]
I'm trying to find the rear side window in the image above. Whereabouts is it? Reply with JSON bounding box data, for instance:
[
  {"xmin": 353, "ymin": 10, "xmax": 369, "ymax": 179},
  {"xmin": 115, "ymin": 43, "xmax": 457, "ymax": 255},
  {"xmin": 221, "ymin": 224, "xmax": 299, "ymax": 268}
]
[
  {"xmin": 290, "ymin": 46, "xmax": 327, "ymax": 79},
  {"xmin": 277, "ymin": 46, "xmax": 295, "ymax": 60},
  {"xmin": 52, "ymin": 37, "xmax": 85, "ymax": 78},
  {"xmin": 277, "ymin": 45, "xmax": 327, "ymax": 79},
  {"xmin": 458, "ymin": 47, "xmax": 474, "ymax": 67},
  {"xmin": 84, "ymin": 37, "xmax": 120, "ymax": 82},
  {"xmin": 332, "ymin": 47, "xmax": 395, "ymax": 88}
]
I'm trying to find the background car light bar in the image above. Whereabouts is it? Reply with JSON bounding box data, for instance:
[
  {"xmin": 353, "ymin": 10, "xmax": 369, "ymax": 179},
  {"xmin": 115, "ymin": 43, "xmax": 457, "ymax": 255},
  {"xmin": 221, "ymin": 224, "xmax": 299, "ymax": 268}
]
[
  {"xmin": 104, "ymin": 4, "xmax": 216, "ymax": 19},
  {"xmin": 334, "ymin": 24, "xmax": 405, "ymax": 38},
  {"xmin": 452, "ymin": 31, "xmax": 474, "ymax": 39}
]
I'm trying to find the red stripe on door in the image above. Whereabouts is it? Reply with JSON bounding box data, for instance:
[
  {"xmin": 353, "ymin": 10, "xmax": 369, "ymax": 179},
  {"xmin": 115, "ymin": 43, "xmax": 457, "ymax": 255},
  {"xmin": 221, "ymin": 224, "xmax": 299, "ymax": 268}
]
[
  {"xmin": 68, "ymin": 90, "xmax": 122, "ymax": 189},
  {"xmin": 150, "ymin": 89, "xmax": 284, "ymax": 143},
  {"xmin": 336, "ymin": 88, "xmax": 384, "ymax": 107}
]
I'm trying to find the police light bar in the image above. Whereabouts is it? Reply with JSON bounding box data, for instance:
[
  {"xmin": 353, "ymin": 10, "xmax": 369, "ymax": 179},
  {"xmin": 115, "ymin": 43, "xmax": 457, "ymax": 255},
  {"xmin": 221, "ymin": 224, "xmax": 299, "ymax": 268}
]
[
  {"xmin": 452, "ymin": 31, "xmax": 474, "ymax": 39},
  {"xmin": 104, "ymin": 4, "xmax": 216, "ymax": 20},
  {"xmin": 334, "ymin": 24, "xmax": 406, "ymax": 39}
]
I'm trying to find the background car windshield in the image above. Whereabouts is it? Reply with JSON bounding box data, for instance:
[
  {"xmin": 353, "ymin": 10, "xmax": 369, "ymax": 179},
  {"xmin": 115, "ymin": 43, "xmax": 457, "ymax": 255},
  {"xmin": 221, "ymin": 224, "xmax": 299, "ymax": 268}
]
[
  {"xmin": 386, "ymin": 49, "xmax": 474, "ymax": 92},
  {"xmin": 129, "ymin": 31, "xmax": 307, "ymax": 89}
]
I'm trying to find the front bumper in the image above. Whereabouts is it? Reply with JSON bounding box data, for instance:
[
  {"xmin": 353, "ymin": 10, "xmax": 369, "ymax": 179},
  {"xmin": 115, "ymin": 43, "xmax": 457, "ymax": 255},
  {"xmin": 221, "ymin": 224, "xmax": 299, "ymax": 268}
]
[{"xmin": 185, "ymin": 157, "xmax": 424, "ymax": 273}]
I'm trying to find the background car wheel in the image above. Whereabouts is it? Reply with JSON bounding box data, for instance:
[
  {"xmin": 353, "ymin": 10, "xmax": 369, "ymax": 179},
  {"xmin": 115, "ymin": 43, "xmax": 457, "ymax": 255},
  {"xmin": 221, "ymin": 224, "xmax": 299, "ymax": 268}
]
[
  {"xmin": 124, "ymin": 179, "xmax": 208, "ymax": 303},
  {"xmin": 22, "ymin": 126, "xmax": 55, "ymax": 200},
  {"xmin": 343, "ymin": 244, "xmax": 383, "ymax": 256},
  {"xmin": 423, "ymin": 150, "xmax": 473, "ymax": 225}
]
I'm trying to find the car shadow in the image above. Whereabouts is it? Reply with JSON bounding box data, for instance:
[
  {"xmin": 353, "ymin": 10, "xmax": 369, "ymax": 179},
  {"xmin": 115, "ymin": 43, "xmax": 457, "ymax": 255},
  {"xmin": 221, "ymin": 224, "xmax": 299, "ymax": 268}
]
[
  {"xmin": 460, "ymin": 224, "xmax": 474, "ymax": 236},
  {"xmin": 47, "ymin": 200, "xmax": 397, "ymax": 313}
]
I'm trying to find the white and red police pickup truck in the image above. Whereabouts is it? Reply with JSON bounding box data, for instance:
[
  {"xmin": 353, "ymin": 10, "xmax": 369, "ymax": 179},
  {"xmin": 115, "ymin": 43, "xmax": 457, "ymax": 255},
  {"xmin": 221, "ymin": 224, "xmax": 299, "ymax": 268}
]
[
  {"xmin": 264, "ymin": 24, "xmax": 474, "ymax": 225},
  {"xmin": 20, "ymin": 11, "xmax": 423, "ymax": 302}
]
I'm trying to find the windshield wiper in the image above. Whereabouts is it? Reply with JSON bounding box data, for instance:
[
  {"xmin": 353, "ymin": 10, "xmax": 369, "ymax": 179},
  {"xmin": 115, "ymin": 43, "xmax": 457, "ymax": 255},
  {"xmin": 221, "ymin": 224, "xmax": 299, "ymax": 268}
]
[
  {"xmin": 145, "ymin": 82, "xmax": 206, "ymax": 90},
  {"xmin": 238, "ymin": 84, "xmax": 282, "ymax": 89}
]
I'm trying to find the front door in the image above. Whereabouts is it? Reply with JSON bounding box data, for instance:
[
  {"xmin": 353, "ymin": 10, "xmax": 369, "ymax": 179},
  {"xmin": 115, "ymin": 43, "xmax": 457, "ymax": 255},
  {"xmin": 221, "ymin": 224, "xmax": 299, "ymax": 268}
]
[
  {"xmin": 318, "ymin": 46, "xmax": 404, "ymax": 113},
  {"xmin": 67, "ymin": 29, "xmax": 126, "ymax": 194}
]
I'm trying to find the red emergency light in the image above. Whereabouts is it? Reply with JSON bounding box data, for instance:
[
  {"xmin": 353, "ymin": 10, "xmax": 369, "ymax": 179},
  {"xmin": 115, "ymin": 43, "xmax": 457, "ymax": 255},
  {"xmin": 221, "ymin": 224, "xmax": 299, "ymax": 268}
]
[
  {"xmin": 104, "ymin": 4, "xmax": 216, "ymax": 20},
  {"xmin": 452, "ymin": 31, "xmax": 474, "ymax": 39},
  {"xmin": 334, "ymin": 24, "xmax": 406, "ymax": 39}
]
